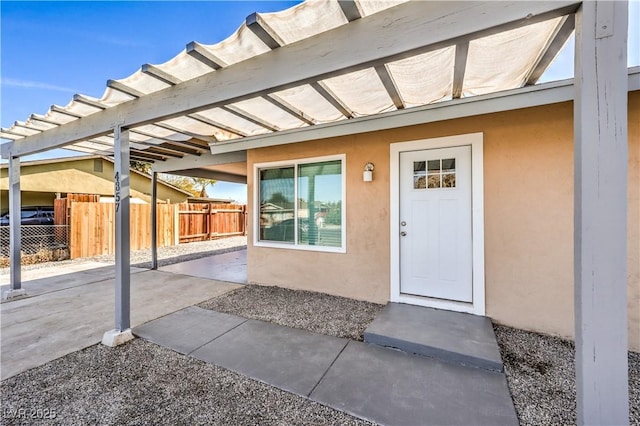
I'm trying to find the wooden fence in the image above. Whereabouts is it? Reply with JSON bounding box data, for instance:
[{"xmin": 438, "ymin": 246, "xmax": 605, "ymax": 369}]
[
  {"xmin": 179, "ymin": 203, "xmax": 247, "ymax": 243},
  {"xmin": 64, "ymin": 200, "xmax": 246, "ymax": 259},
  {"xmin": 68, "ymin": 202, "xmax": 177, "ymax": 259}
]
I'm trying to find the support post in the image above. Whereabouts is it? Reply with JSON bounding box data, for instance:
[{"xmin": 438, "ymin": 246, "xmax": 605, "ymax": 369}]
[
  {"xmin": 151, "ymin": 171, "xmax": 158, "ymax": 270},
  {"xmin": 574, "ymin": 1, "xmax": 629, "ymax": 424},
  {"xmin": 102, "ymin": 126, "xmax": 133, "ymax": 347},
  {"xmin": 3, "ymin": 155, "xmax": 26, "ymax": 300}
]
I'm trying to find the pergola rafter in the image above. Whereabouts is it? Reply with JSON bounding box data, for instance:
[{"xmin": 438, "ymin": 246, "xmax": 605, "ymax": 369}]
[
  {"xmin": 264, "ymin": 94, "xmax": 317, "ymax": 125},
  {"xmin": 374, "ymin": 65, "xmax": 404, "ymax": 109},
  {"xmin": 106, "ymin": 80, "xmax": 145, "ymax": 98},
  {"xmin": 310, "ymin": 81, "xmax": 355, "ymax": 118},
  {"xmin": 526, "ymin": 14, "xmax": 576, "ymax": 85},
  {"xmin": 338, "ymin": 0, "xmax": 361, "ymax": 22},
  {"xmin": 246, "ymin": 12, "xmax": 283, "ymax": 49},
  {"xmin": 452, "ymin": 42, "xmax": 470, "ymax": 99},
  {"xmin": 219, "ymin": 105, "xmax": 280, "ymax": 132},
  {"xmin": 141, "ymin": 63, "xmax": 182, "ymax": 86},
  {"xmin": 73, "ymin": 94, "xmax": 107, "ymax": 110},
  {"xmin": 186, "ymin": 41, "xmax": 227, "ymax": 70}
]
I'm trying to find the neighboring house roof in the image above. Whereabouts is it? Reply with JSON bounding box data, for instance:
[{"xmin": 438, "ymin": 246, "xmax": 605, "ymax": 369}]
[
  {"xmin": 0, "ymin": 155, "xmax": 193, "ymax": 201},
  {"xmin": 260, "ymin": 202, "xmax": 286, "ymax": 210},
  {"xmin": 187, "ymin": 196, "xmax": 235, "ymax": 204}
]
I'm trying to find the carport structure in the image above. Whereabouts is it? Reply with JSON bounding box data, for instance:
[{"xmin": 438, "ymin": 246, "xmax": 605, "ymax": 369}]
[{"xmin": 0, "ymin": 1, "xmax": 631, "ymax": 423}]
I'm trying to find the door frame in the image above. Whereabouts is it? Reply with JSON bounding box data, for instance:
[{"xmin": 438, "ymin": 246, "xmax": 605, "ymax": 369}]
[{"xmin": 390, "ymin": 132, "xmax": 485, "ymax": 315}]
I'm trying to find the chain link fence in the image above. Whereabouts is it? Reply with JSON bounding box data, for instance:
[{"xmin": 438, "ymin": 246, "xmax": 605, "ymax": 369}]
[{"xmin": 0, "ymin": 225, "xmax": 70, "ymax": 264}]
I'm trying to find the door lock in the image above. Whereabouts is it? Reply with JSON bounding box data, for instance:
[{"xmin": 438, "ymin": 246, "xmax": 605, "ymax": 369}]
[
  {"xmin": 400, "ymin": 231, "xmax": 407, "ymax": 237},
  {"xmin": 400, "ymin": 221, "xmax": 406, "ymax": 226}
]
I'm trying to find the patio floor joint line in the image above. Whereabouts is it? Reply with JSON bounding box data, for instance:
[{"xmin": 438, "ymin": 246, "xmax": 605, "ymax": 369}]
[
  {"xmin": 186, "ymin": 316, "xmax": 249, "ymax": 356},
  {"xmin": 306, "ymin": 339, "xmax": 350, "ymax": 397}
]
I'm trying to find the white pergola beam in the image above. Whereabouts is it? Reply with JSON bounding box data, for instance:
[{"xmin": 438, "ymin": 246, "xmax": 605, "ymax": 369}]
[
  {"xmin": 264, "ymin": 94, "xmax": 317, "ymax": 125},
  {"xmin": 156, "ymin": 142, "xmax": 202, "ymax": 156},
  {"xmin": 375, "ymin": 65, "xmax": 404, "ymax": 109},
  {"xmin": 1, "ymin": 1, "xmax": 580, "ymax": 159},
  {"xmin": 106, "ymin": 80, "xmax": 143, "ymax": 98},
  {"xmin": 526, "ymin": 14, "xmax": 576, "ymax": 85},
  {"xmin": 152, "ymin": 122, "xmax": 217, "ymax": 144},
  {"xmin": 2, "ymin": 155, "xmax": 26, "ymax": 301},
  {"xmin": 186, "ymin": 42, "xmax": 227, "ymax": 70},
  {"xmin": 246, "ymin": 12, "xmax": 283, "ymax": 49},
  {"xmin": 102, "ymin": 126, "xmax": 134, "ymax": 347},
  {"xmin": 188, "ymin": 114, "xmax": 248, "ymax": 137},
  {"xmin": 30, "ymin": 113, "xmax": 62, "ymax": 125},
  {"xmin": 141, "ymin": 63, "xmax": 182, "ymax": 86},
  {"xmin": 338, "ymin": 0, "xmax": 362, "ymax": 22},
  {"xmin": 151, "ymin": 171, "xmax": 158, "ymax": 270},
  {"xmin": 310, "ymin": 81, "xmax": 355, "ymax": 118},
  {"xmin": 220, "ymin": 105, "xmax": 280, "ymax": 132},
  {"xmin": 152, "ymin": 150, "xmax": 246, "ymax": 173},
  {"xmin": 130, "ymin": 151, "xmax": 164, "ymax": 162},
  {"xmin": 163, "ymin": 168, "xmax": 246, "ymax": 184},
  {"xmin": 452, "ymin": 42, "xmax": 470, "ymax": 99},
  {"xmin": 574, "ymin": 1, "xmax": 629, "ymax": 424},
  {"xmin": 50, "ymin": 105, "xmax": 82, "ymax": 118},
  {"xmin": 73, "ymin": 94, "xmax": 107, "ymax": 110}
]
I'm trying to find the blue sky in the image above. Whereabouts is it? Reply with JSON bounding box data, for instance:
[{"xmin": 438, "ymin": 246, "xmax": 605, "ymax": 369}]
[
  {"xmin": 1, "ymin": 1, "xmax": 638, "ymax": 202},
  {"xmin": 1, "ymin": 1, "xmax": 302, "ymax": 203}
]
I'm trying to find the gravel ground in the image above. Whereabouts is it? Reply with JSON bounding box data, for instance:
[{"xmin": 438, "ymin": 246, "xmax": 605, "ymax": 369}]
[
  {"xmin": 494, "ymin": 324, "xmax": 639, "ymax": 425},
  {"xmin": 0, "ymin": 236, "xmax": 247, "ymax": 274},
  {"xmin": 0, "ymin": 339, "xmax": 371, "ymax": 426},
  {"xmin": 198, "ymin": 285, "xmax": 384, "ymax": 341},
  {"xmin": 2, "ymin": 269, "xmax": 637, "ymax": 424}
]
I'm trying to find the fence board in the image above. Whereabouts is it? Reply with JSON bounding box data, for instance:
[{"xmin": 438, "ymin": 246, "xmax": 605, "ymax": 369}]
[
  {"xmin": 69, "ymin": 202, "xmax": 177, "ymax": 258},
  {"xmin": 178, "ymin": 203, "xmax": 247, "ymax": 243},
  {"xmin": 67, "ymin": 201, "xmax": 244, "ymax": 259}
]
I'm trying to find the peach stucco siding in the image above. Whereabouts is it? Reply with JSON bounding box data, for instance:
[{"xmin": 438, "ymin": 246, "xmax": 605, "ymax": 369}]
[{"xmin": 247, "ymin": 92, "xmax": 640, "ymax": 351}]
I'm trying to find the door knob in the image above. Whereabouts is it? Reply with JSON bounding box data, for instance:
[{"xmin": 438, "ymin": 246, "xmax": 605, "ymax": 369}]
[{"xmin": 400, "ymin": 231, "xmax": 407, "ymax": 236}]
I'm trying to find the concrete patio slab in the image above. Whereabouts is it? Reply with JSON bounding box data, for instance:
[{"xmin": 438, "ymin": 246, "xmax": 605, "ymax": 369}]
[
  {"xmin": 0, "ymin": 261, "xmax": 112, "ymax": 285},
  {"xmin": 0, "ymin": 263, "xmax": 146, "ymax": 301},
  {"xmin": 310, "ymin": 341, "xmax": 518, "ymax": 426},
  {"xmin": 160, "ymin": 249, "xmax": 246, "ymax": 284},
  {"xmin": 191, "ymin": 318, "xmax": 348, "ymax": 396},
  {"xmin": 134, "ymin": 307, "xmax": 247, "ymax": 354},
  {"xmin": 1, "ymin": 270, "xmax": 241, "ymax": 380},
  {"xmin": 364, "ymin": 303, "xmax": 503, "ymax": 371}
]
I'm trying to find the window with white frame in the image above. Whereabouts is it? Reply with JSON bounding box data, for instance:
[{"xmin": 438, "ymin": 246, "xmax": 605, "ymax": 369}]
[{"xmin": 256, "ymin": 155, "xmax": 345, "ymax": 252}]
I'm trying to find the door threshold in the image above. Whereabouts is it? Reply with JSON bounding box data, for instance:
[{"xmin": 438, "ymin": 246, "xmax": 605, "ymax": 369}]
[{"xmin": 394, "ymin": 292, "xmax": 481, "ymax": 315}]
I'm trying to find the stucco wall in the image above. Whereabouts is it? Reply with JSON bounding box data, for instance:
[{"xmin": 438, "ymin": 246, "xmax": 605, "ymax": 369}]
[
  {"xmin": 247, "ymin": 94, "xmax": 639, "ymax": 351},
  {"xmin": 0, "ymin": 191, "xmax": 55, "ymax": 210}
]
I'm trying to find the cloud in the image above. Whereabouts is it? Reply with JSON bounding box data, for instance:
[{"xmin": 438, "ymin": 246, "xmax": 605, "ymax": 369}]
[
  {"xmin": 93, "ymin": 34, "xmax": 154, "ymax": 48},
  {"xmin": 1, "ymin": 78, "xmax": 80, "ymax": 93}
]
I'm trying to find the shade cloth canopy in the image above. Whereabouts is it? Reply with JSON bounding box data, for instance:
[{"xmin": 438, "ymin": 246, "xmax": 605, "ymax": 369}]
[{"xmin": 0, "ymin": 0, "xmax": 572, "ymax": 163}]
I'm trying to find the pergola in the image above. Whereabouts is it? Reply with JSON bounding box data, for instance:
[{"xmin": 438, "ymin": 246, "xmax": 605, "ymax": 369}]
[{"xmin": 0, "ymin": 1, "xmax": 631, "ymax": 423}]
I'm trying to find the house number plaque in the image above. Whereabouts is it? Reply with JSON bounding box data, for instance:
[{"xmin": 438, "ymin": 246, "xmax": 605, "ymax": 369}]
[{"xmin": 115, "ymin": 171, "xmax": 121, "ymax": 213}]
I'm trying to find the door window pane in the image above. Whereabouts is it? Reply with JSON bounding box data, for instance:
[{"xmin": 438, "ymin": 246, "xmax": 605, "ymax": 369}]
[
  {"xmin": 414, "ymin": 157, "xmax": 457, "ymax": 189},
  {"xmin": 442, "ymin": 158, "xmax": 455, "ymax": 173},
  {"xmin": 413, "ymin": 161, "xmax": 427, "ymax": 189},
  {"xmin": 427, "ymin": 160, "xmax": 440, "ymax": 172}
]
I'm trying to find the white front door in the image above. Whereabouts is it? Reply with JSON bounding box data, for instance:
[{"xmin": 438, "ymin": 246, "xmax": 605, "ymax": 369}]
[{"xmin": 399, "ymin": 145, "xmax": 473, "ymax": 302}]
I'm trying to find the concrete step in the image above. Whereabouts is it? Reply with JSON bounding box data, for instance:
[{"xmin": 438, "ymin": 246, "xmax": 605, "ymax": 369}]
[{"xmin": 364, "ymin": 303, "xmax": 504, "ymax": 372}]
